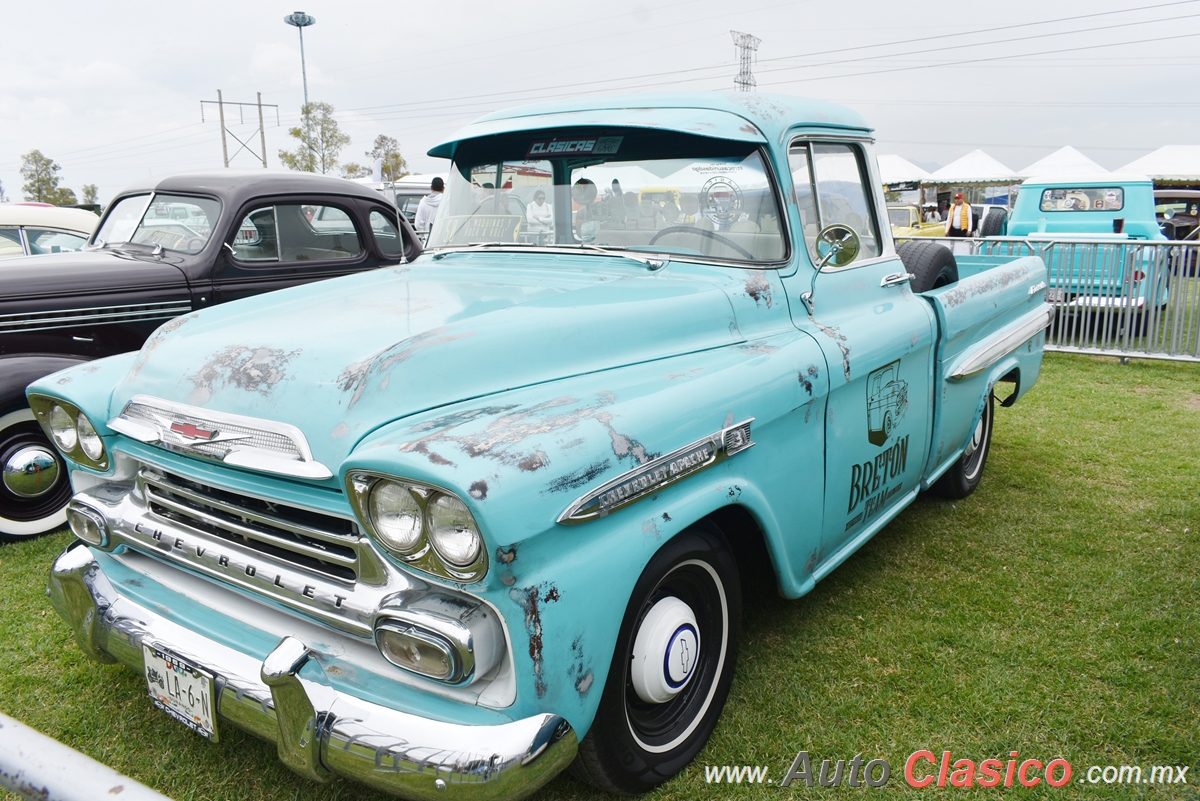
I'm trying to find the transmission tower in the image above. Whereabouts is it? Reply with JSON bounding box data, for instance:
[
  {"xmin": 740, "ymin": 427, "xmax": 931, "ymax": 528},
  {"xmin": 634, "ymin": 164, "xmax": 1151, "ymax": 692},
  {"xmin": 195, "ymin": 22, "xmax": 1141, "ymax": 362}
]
[{"xmin": 731, "ymin": 30, "xmax": 761, "ymax": 92}]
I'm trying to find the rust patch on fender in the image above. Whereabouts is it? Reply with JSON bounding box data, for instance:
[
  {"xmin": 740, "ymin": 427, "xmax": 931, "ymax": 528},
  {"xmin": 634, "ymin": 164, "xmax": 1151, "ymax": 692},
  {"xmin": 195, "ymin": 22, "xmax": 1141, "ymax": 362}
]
[
  {"xmin": 941, "ymin": 264, "xmax": 1032, "ymax": 308},
  {"xmin": 544, "ymin": 459, "xmax": 612, "ymax": 494},
  {"xmin": 510, "ymin": 584, "xmax": 560, "ymax": 698},
  {"xmin": 469, "ymin": 480, "xmax": 489, "ymax": 500},
  {"xmin": 496, "ymin": 545, "xmax": 516, "ymax": 564},
  {"xmin": 740, "ymin": 342, "xmax": 780, "ymax": 355},
  {"xmin": 595, "ymin": 411, "xmax": 658, "ymax": 466},
  {"xmin": 814, "ymin": 323, "xmax": 851, "ymax": 382},
  {"xmin": 744, "ymin": 271, "xmax": 773, "ymax": 307},
  {"xmin": 411, "ymin": 442, "xmax": 455, "ymax": 467},
  {"xmin": 569, "ymin": 636, "xmax": 594, "ymax": 697},
  {"xmin": 518, "ymin": 451, "xmax": 549, "ymax": 472},
  {"xmin": 187, "ymin": 344, "xmax": 299, "ymax": 404}
]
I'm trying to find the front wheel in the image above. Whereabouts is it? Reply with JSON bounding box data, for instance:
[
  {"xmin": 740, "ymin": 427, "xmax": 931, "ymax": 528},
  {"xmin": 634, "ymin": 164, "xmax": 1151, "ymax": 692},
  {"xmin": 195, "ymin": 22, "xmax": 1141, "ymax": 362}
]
[
  {"xmin": 0, "ymin": 406, "xmax": 71, "ymax": 542},
  {"xmin": 571, "ymin": 522, "xmax": 741, "ymax": 794},
  {"xmin": 933, "ymin": 392, "xmax": 994, "ymax": 499}
]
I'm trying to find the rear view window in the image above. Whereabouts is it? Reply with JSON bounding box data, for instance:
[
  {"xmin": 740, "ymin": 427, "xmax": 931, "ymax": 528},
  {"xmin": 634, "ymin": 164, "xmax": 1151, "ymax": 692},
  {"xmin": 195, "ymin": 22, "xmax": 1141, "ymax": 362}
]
[{"xmin": 1039, "ymin": 187, "xmax": 1124, "ymax": 212}]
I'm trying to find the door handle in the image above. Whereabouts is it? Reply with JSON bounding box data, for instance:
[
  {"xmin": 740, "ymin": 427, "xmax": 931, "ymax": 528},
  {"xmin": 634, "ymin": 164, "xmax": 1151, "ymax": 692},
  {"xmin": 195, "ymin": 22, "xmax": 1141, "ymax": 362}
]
[{"xmin": 880, "ymin": 271, "xmax": 914, "ymax": 288}]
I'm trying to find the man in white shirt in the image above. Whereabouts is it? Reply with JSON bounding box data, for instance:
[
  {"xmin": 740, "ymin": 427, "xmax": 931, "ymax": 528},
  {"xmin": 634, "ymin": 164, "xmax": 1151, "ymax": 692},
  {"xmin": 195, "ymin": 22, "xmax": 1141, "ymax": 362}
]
[
  {"xmin": 944, "ymin": 193, "xmax": 973, "ymax": 237},
  {"xmin": 414, "ymin": 177, "xmax": 444, "ymax": 233}
]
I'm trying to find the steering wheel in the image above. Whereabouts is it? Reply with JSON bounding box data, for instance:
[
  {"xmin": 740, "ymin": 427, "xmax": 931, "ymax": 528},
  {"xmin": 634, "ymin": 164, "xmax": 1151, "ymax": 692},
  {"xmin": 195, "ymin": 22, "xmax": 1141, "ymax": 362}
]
[{"xmin": 648, "ymin": 226, "xmax": 755, "ymax": 260}]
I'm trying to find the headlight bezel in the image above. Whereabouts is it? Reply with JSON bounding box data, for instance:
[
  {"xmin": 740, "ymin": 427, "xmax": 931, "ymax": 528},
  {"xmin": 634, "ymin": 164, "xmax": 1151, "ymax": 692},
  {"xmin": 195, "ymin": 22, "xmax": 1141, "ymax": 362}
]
[
  {"xmin": 347, "ymin": 471, "xmax": 488, "ymax": 583},
  {"xmin": 28, "ymin": 394, "xmax": 110, "ymax": 471}
]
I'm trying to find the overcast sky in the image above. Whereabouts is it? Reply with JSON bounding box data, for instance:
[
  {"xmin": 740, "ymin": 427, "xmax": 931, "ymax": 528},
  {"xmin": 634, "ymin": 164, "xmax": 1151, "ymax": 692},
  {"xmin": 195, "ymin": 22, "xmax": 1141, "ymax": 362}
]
[{"xmin": 3, "ymin": 0, "xmax": 1198, "ymax": 204}]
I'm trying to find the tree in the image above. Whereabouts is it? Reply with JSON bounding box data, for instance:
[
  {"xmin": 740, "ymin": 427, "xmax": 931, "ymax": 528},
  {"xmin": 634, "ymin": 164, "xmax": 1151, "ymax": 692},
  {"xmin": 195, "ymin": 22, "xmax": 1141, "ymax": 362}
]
[
  {"xmin": 366, "ymin": 135, "xmax": 408, "ymax": 183},
  {"xmin": 81, "ymin": 184, "xmax": 99, "ymax": 205},
  {"xmin": 20, "ymin": 150, "xmax": 76, "ymax": 204},
  {"xmin": 277, "ymin": 102, "xmax": 350, "ymax": 175},
  {"xmin": 341, "ymin": 163, "xmax": 371, "ymax": 180}
]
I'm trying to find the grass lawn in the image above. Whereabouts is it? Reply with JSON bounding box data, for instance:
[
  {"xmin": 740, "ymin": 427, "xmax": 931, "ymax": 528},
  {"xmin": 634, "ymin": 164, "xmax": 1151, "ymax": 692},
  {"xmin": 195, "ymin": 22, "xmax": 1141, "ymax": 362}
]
[{"xmin": 2, "ymin": 353, "xmax": 1197, "ymax": 800}]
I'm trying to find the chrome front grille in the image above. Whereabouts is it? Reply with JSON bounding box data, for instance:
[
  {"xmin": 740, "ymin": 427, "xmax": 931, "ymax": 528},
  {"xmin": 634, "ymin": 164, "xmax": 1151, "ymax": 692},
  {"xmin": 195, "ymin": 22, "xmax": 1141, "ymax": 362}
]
[{"xmin": 138, "ymin": 469, "xmax": 359, "ymax": 582}]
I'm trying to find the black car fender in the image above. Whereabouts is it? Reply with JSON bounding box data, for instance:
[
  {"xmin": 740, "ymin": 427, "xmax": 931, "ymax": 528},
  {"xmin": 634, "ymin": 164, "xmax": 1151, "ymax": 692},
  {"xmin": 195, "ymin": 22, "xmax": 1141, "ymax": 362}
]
[{"xmin": 1, "ymin": 354, "xmax": 91, "ymax": 412}]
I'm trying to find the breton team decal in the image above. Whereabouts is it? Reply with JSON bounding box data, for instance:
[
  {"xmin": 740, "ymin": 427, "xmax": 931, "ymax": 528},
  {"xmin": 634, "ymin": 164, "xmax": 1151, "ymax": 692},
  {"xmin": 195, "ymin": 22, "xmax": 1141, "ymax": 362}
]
[{"xmin": 846, "ymin": 361, "xmax": 910, "ymax": 529}]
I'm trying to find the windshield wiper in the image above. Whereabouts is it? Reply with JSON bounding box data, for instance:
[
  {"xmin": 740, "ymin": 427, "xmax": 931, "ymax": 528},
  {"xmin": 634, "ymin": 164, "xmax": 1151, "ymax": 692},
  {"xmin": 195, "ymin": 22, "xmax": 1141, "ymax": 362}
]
[{"xmin": 432, "ymin": 241, "xmax": 664, "ymax": 270}]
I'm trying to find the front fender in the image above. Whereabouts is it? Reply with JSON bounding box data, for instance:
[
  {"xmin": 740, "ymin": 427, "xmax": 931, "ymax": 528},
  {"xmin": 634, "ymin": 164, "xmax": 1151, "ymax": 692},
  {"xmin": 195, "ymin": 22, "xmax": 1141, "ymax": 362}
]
[{"xmin": 340, "ymin": 331, "xmax": 832, "ymax": 733}]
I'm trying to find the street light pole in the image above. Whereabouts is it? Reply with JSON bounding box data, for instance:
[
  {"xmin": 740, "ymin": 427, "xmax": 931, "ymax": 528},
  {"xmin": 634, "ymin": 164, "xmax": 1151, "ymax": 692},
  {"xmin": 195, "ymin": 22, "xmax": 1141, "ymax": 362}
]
[
  {"xmin": 283, "ymin": 12, "xmax": 315, "ymax": 109},
  {"xmin": 284, "ymin": 11, "xmax": 316, "ymax": 169}
]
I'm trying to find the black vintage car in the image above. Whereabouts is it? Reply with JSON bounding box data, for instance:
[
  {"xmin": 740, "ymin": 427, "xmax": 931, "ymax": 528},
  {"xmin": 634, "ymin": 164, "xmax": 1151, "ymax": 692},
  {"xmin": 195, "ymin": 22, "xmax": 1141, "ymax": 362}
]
[{"xmin": 0, "ymin": 171, "xmax": 421, "ymax": 541}]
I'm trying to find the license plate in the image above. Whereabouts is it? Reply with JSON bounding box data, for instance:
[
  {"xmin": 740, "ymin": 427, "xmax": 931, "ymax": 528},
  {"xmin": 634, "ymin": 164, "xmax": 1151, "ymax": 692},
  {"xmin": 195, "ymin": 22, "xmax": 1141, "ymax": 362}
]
[
  {"xmin": 143, "ymin": 644, "xmax": 218, "ymax": 741},
  {"xmin": 1046, "ymin": 286, "xmax": 1066, "ymax": 302}
]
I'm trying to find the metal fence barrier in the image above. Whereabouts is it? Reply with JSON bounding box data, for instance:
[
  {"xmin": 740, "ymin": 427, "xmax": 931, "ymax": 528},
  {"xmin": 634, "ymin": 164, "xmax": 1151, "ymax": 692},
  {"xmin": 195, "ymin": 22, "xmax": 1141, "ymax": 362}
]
[
  {"xmin": 0, "ymin": 712, "xmax": 174, "ymax": 801},
  {"xmin": 899, "ymin": 236, "xmax": 1200, "ymax": 362}
]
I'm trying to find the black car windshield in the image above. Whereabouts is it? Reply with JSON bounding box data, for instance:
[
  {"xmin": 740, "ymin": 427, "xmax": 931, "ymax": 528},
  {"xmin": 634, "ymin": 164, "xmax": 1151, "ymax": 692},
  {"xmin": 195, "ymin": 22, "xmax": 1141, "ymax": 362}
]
[
  {"xmin": 95, "ymin": 193, "xmax": 222, "ymax": 254},
  {"xmin": 426, "ymin": 129, "xmax": 787, "ymax": 264}
]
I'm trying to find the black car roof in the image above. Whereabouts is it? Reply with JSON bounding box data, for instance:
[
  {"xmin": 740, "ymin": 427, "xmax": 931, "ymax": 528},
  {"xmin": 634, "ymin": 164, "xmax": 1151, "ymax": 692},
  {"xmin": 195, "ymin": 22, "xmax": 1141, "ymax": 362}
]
[{"xmin": 115, "ymin": 171, "xmax": 387, "ymax": 206}]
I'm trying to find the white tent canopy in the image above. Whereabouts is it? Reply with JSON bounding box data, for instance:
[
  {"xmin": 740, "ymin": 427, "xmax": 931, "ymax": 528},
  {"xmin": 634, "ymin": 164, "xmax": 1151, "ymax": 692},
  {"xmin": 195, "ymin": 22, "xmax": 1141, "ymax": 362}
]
[
  {"xmin": 1019, "ymin": 146, "xmax": 1108, "ymax": 178},
  {"xmin": 1118, "ymin": 146, "xmax": 1200, "ymax": 183},
  {"xmin": 878, "ymin": 154, "xmax": 931, "ymax": 185},
  {"xmin": 929, "ymin": 149, "xmax": 1018, "ymax": 185}
]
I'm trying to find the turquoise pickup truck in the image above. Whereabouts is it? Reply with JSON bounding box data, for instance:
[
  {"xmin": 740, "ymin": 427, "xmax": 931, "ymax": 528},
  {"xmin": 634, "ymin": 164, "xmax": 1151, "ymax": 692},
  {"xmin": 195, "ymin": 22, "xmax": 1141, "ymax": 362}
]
[
  {"xmin": 991, "ymin": 173, "xmax": 1169, "ymax": 308},
  {"xmin": 32, "ymin": 93, "xmax": 1051, "ymax": 800}
]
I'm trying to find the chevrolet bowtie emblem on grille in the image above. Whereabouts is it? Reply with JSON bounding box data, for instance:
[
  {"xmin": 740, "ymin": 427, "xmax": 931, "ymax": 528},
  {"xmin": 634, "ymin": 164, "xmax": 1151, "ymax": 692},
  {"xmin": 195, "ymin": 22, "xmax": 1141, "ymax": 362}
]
[{"xmin": 170, "ymin": 422, "xmax": 217, "ymax": 440}]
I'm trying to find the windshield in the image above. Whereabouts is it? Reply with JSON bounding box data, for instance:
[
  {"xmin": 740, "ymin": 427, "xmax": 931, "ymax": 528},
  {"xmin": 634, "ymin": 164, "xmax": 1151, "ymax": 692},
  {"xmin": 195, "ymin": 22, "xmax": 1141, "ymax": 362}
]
[
  {"xmin": 887, "ymin": 208, "xmax": 912, "ymax": 227},
  {"xmin": 426, "ymin": 129, "xmax": 787, "ymax": 264},
  {"xmin": 95, "ymin": 193, "xmax": 222, "ymax": 254}
]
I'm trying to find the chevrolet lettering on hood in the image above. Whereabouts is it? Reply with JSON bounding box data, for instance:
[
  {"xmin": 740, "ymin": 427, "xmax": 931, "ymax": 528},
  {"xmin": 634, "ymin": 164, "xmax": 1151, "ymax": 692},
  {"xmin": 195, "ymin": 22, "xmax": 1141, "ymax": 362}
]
[{"xmin": 32, "ymin": 92, "xmax": 1050, "ymax": 801}]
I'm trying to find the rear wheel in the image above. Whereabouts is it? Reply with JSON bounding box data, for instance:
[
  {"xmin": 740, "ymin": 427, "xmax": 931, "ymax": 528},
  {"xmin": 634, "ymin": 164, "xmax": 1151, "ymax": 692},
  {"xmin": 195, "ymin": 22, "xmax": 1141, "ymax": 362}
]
[
  {"xmin": 933, "ymin": 393, "xmax": 993, "ymax": 499},
  {"xmin": 897, "ymin": 240, "xmax": 959, "ymax": 293},
  {"xmin": 571, "ymin": 522, "xmax": 741, "ymax": 794},
  {"xmin": 0, "ymin": 407, "xmax": 70, "ymax": 542}
]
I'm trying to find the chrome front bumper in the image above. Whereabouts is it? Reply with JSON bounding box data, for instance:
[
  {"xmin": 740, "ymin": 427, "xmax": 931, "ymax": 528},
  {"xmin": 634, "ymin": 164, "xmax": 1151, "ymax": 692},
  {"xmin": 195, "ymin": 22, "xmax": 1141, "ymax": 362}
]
[{"xmin": 47, "ymin": 543, "xmax": 578, "ymax": 801}]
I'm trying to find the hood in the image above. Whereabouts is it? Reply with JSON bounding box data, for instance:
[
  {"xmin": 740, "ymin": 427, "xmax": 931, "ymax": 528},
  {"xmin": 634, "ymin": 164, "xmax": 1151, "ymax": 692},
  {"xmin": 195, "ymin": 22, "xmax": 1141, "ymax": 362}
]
[
  {"xmin": 0, "ymin": 249, "xmax": 187, "ymax": 303},
  {"xmin": 112, "ymin": 254, "xmax": 745, "ymax": 469}
]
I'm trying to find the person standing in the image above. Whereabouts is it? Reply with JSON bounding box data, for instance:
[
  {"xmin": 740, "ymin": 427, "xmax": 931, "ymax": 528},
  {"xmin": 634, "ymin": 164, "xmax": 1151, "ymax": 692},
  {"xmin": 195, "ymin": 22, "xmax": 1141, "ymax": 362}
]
[
  {"xmin": 944, "ymin": 193, "xmax": 973, "ymax": 237},
  {"xmin": 526, "ymin": 189, "xmax": 553, "ymax": 232},
  {"xmin": 414, "ymin": 176, "xmax": 444, "ymax": 233}
]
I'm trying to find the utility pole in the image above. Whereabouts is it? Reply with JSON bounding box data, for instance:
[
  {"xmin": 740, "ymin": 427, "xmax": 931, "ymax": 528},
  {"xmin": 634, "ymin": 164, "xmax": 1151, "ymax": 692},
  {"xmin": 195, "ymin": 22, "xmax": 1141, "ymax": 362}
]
[
  {"xmin": 201, "ymin": 93, "xmax": 280, "ymax": 168},
  {"xmin": 731, "ymin": 31, "xmax": 761, "ymax": 92}
]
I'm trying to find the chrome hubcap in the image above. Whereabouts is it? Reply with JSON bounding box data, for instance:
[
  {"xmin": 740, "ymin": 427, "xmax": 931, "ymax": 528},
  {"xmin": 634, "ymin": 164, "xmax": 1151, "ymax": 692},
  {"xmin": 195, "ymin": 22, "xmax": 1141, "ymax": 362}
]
[{"xmin": 3, "ymin": 445, "xmax": 61, "ymax": 498}]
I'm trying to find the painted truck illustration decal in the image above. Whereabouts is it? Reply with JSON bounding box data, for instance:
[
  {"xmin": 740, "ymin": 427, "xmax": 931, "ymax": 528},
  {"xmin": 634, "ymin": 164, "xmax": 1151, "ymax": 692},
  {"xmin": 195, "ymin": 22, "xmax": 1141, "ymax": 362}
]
[{"xmin": 867, "ymin": 359, "xmax": 908, "ymax": 446}]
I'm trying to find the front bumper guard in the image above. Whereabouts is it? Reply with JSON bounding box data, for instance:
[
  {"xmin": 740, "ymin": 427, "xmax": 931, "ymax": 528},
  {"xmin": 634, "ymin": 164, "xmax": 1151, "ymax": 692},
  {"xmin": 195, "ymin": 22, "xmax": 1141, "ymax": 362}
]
[{"xmin": 47, "ymin": 543, "xmax": 578, "ymax": 801}]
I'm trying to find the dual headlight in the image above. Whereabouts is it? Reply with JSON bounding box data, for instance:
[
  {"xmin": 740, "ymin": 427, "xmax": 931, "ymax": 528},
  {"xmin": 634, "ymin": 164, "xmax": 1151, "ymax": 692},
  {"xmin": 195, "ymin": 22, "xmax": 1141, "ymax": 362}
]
[
  {"xmin": 30, "ymin": 396, "xmax": 109, "ymax": 470},
  {"xmin": 348, "ymin": 472, "xmax": 487, "ymax": 582}
]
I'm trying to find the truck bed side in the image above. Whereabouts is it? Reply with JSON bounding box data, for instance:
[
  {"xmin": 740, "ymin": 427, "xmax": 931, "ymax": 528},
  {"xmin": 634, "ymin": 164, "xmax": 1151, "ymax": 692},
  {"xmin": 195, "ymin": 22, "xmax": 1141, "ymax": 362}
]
[{"xmin": 920, "ymin": 255, "xmax": 1051, "ymax": 486}]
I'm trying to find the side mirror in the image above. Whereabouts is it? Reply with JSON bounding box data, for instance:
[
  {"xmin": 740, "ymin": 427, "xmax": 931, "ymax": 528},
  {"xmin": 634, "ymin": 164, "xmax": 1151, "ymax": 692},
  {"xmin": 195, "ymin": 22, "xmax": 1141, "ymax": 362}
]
[
  {"xmin": 815, "ymin": 223, "xmax": 861, "ymax": 268},
  {"xmin": 802, "ymin": 224, "xmax": 862, "ymax": 315}
]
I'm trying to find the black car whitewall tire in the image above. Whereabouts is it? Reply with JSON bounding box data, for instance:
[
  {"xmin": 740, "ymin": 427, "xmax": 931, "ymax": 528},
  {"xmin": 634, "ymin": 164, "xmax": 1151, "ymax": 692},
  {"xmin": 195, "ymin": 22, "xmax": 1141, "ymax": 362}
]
[
  {"xmin": 572, "ymin": 522, "xmax": 741, "ymax": 794},
  {"xmin": 0, "ymin": 407, "xmax": 70, "ymax": 542}
]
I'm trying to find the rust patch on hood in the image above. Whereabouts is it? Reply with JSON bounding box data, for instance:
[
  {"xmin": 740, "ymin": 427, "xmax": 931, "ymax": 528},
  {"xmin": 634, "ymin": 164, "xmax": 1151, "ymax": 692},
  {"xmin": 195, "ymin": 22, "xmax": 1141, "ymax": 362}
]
[
  {"xmin": 128, "ymin": 313, "xmax": 199, "ymax": 381},
  {"xmin": 510, "ymin": 584, "xmax": 561, "ymax": 699},
  {"xmin": 518, "ymin": 451, "xmax": 549, "ymax": 472},
  {"xmin": 814, "ymin": 323, "xmax": 851, "ymax": 382},
  {"xmin": 337, "ymin": 329, "xmax": 475, "ymax": 408},
  {"xmin": 187, "ymin": 344, "xmax": 299, "ymax": 404}
]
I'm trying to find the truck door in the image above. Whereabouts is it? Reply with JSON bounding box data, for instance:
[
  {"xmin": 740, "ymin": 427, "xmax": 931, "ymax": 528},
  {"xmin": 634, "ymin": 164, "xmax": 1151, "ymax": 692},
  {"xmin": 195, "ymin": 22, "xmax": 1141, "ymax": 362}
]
[{"xmin": 784, "ymin": 139, "xmax": 937, "ymax": 577}]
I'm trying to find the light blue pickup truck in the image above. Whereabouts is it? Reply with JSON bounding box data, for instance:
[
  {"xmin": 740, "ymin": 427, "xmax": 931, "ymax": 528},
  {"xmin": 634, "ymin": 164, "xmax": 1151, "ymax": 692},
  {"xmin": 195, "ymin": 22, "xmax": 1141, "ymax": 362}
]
[
  {"xmin": 32, "ymin": 93, "xmax": 1051, "ymax": 800},
  {"xmin": 991, "ymin": 173, "xmax": 1169, "ymax": 308}
]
